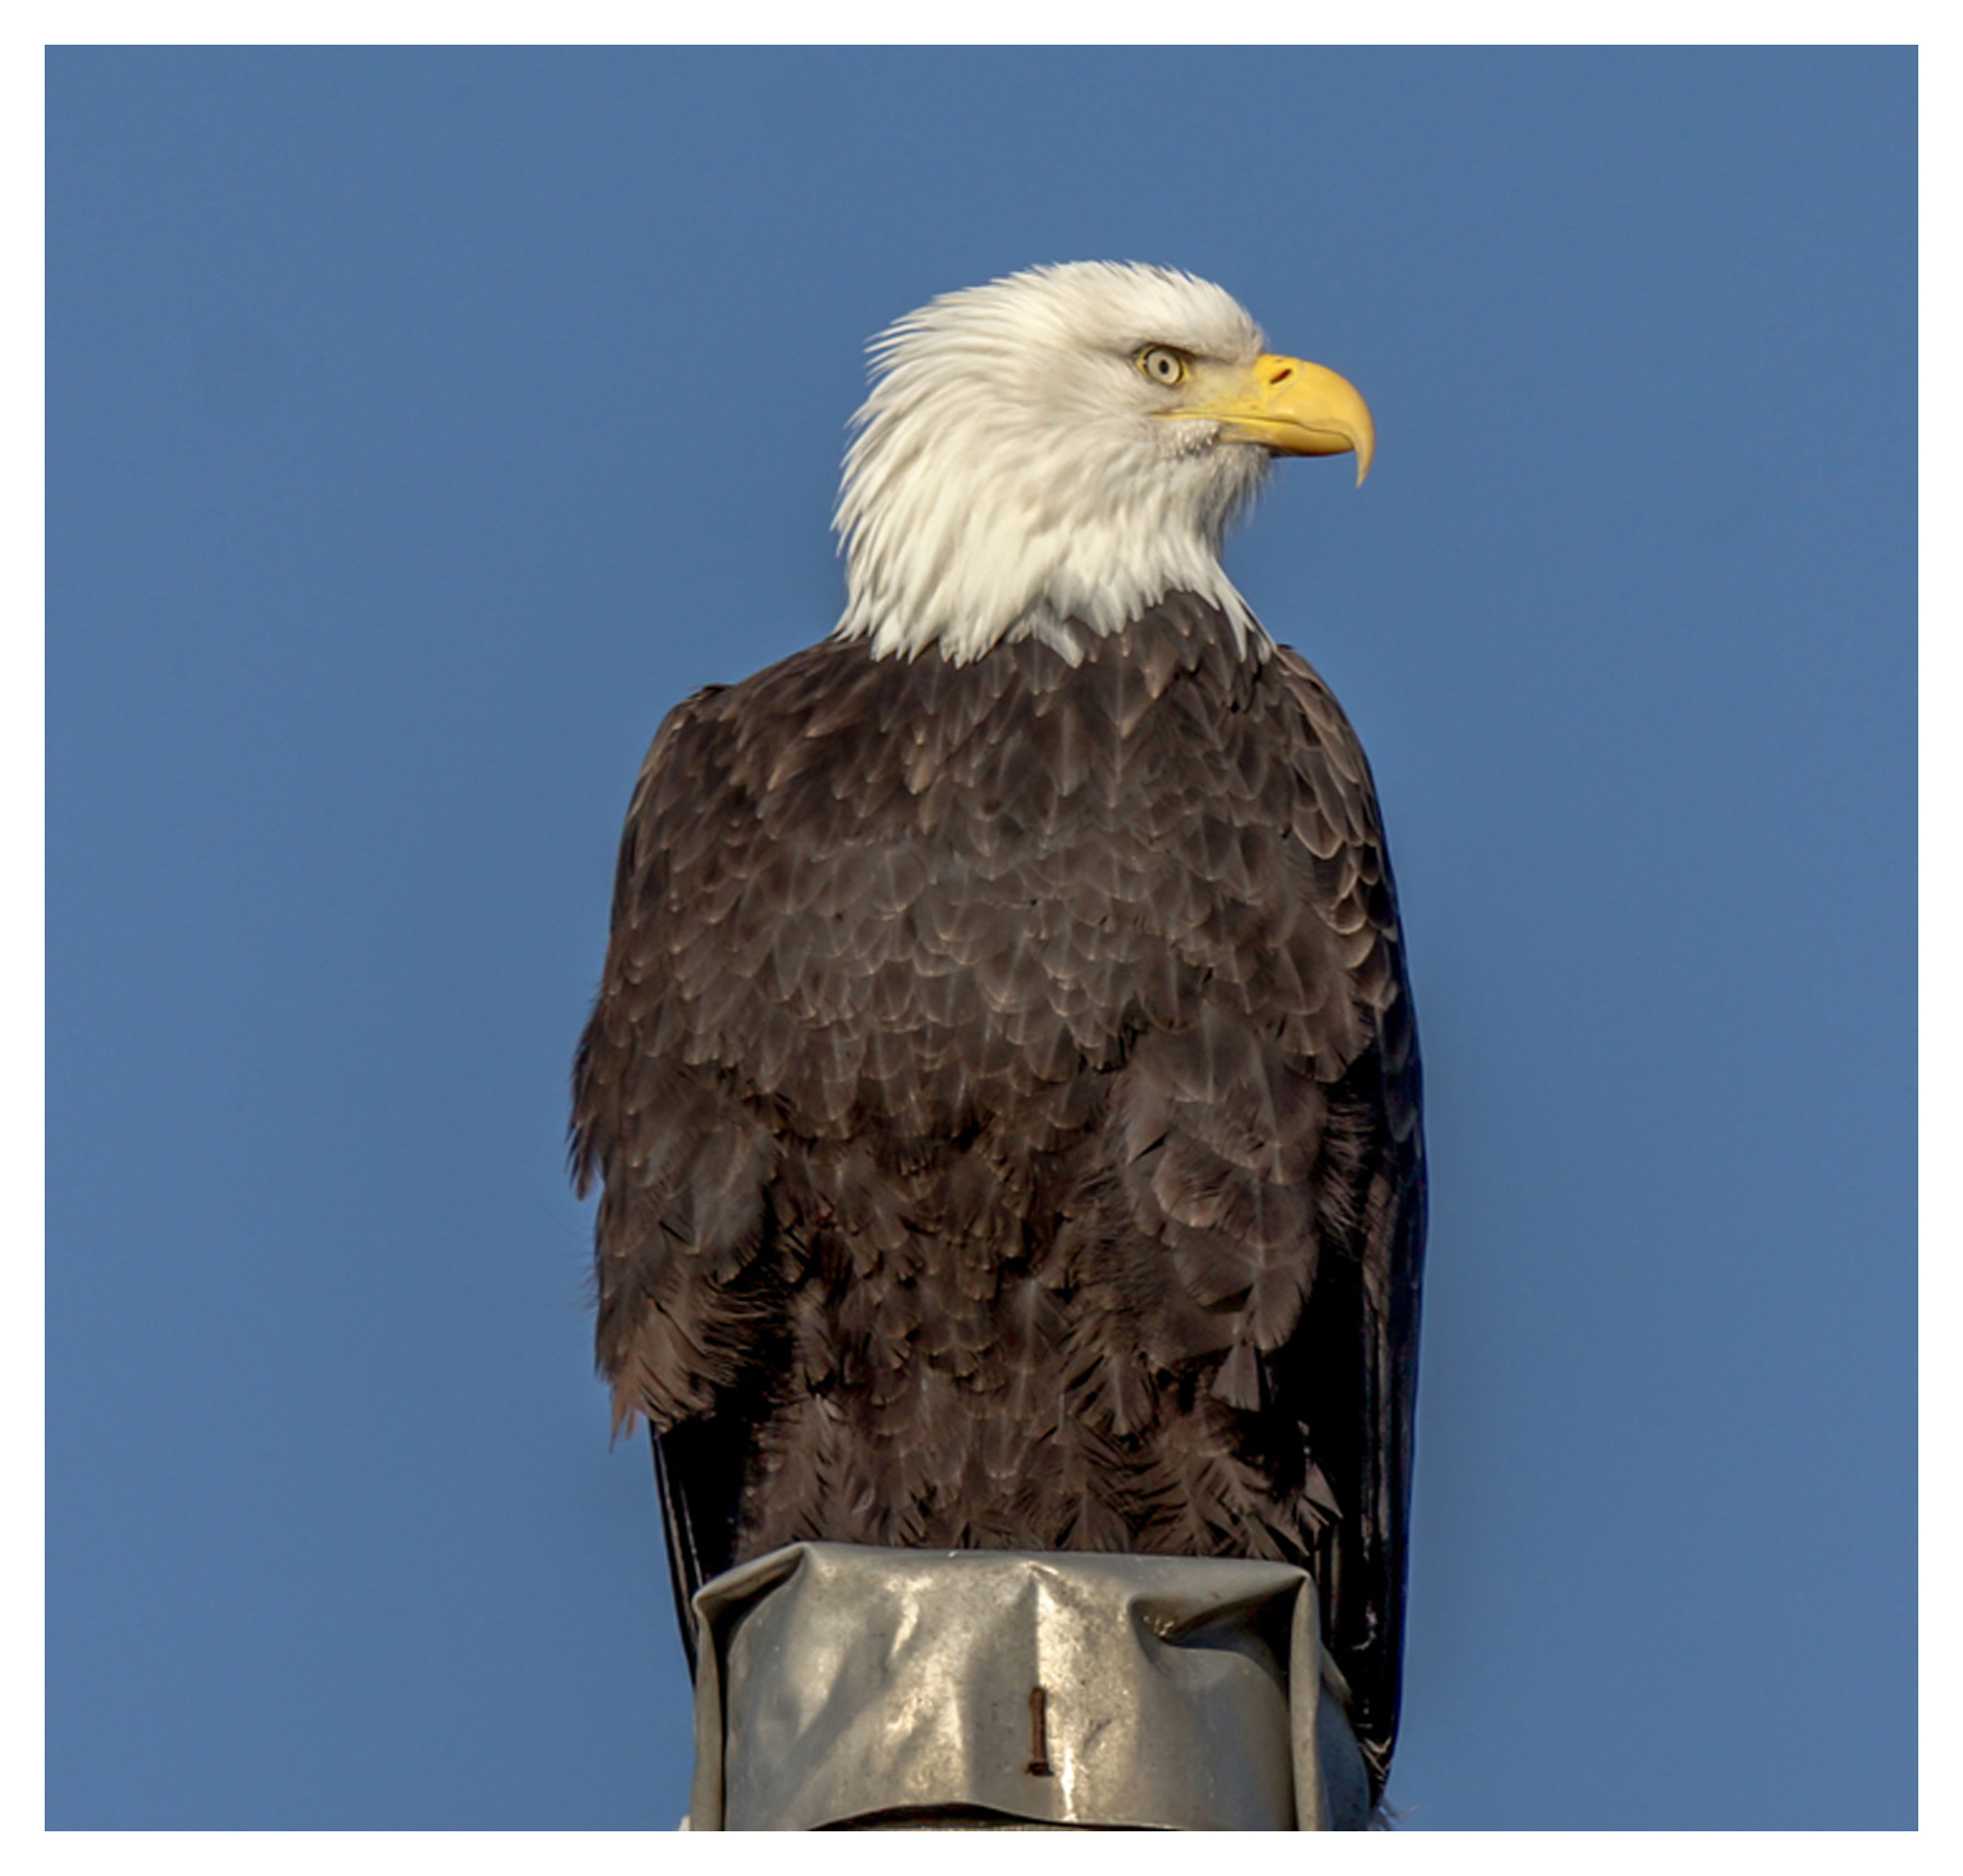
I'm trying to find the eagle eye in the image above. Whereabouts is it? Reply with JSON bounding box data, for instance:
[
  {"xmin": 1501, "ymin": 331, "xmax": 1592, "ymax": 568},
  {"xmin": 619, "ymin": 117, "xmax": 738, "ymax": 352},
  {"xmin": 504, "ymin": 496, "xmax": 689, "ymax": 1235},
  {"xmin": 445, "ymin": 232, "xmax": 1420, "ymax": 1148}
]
[{"xmin": 1136, "ymin": 345, "xmax": 1189, "ymax": 387}]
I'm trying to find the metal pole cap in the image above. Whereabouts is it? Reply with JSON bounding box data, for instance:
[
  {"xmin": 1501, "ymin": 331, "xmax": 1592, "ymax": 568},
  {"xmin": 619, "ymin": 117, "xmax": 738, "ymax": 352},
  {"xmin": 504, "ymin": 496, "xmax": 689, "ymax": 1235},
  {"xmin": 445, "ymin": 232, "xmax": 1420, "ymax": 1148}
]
[{"xmin": 685, "ymin": 1541, "xmax": 1370, "ymax": 1830}]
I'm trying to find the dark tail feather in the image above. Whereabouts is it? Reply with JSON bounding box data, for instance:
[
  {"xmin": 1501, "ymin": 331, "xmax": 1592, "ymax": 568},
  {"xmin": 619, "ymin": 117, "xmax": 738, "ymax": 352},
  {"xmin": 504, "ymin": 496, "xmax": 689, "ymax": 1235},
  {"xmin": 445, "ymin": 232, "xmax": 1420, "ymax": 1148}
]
[{"xmin": 651, "ymin": 1415, "xmax": 750, "ymax": 1677}]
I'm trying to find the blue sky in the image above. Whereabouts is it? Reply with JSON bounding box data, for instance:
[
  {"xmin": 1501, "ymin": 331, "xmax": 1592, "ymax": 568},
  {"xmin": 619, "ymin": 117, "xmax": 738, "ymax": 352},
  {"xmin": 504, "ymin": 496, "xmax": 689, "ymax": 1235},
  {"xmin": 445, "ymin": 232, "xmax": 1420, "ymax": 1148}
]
[{"xmin": 46, "ymin": 47, "xmax": 1915, "ymax": 1830}]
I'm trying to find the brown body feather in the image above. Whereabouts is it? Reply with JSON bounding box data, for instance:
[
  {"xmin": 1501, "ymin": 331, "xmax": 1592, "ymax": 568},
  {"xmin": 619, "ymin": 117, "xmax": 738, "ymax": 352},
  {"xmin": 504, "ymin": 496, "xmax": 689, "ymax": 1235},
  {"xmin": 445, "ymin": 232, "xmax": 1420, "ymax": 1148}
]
[{"xmin": 571, "ymin": 591, "xmax": 1424, "ymax": 1793}]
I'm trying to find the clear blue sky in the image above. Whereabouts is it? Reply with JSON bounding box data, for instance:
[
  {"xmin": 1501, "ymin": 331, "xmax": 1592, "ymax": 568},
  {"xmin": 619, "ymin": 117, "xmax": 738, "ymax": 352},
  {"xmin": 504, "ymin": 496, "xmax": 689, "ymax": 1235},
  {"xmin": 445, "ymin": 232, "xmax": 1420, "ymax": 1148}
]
[{"xmin": 46, "ymin": 48, "xmax": 1915, "ymax": 1830}]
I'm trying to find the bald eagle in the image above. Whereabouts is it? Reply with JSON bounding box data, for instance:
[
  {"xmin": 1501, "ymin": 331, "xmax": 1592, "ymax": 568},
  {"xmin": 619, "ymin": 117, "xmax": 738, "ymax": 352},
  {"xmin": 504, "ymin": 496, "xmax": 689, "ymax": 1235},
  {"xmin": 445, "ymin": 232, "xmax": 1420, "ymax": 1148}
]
[{"xmin": 572, "ymin": 263, "xmax": 1424, "ymax": 1798}]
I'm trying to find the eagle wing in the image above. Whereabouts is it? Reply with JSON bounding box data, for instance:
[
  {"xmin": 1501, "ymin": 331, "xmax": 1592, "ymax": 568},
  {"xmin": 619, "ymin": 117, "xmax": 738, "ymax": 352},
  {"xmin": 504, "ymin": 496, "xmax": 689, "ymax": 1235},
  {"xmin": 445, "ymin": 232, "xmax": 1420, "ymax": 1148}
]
[
  {"xmin": 1263, "ymin": 643, "xmax": 1425, "ymax": 1787},
  {"xmin": 571, "ymin": 603, "xmax": 1424, "ymax": 1783}
]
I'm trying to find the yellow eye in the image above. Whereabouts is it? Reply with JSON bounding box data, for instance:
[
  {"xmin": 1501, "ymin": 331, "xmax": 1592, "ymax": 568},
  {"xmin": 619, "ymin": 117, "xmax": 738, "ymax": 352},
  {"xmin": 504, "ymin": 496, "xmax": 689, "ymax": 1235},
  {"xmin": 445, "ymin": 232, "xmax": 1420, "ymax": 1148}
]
[{"xmin": 1137, "ymin": 346, "xmax": 1188, "ymax": 386}]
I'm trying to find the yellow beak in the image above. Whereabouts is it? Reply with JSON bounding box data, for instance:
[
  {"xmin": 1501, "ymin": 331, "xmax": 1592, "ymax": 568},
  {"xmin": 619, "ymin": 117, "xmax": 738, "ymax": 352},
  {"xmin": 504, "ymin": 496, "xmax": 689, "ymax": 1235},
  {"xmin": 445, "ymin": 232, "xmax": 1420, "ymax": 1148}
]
[{"xmin": 1165, "ymin": 353, "xmax": 1375, "ymax": 485}]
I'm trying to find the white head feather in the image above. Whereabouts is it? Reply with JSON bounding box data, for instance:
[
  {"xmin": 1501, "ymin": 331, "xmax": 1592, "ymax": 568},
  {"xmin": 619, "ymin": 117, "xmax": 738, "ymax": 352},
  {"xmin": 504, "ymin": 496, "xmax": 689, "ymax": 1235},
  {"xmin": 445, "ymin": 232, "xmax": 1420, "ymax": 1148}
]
[{"xmin": 832, "ymin": 263, "xmax": 1275, "ymax": 665}]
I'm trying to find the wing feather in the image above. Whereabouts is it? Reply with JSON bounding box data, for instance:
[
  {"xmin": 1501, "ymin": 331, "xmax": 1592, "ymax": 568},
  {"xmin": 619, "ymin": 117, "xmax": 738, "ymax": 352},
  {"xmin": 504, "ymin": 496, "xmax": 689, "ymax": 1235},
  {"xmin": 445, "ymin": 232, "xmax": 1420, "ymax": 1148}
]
[{"xmin": 570, "ymin": 596, "xmax": 1424, "ymax": 1793}]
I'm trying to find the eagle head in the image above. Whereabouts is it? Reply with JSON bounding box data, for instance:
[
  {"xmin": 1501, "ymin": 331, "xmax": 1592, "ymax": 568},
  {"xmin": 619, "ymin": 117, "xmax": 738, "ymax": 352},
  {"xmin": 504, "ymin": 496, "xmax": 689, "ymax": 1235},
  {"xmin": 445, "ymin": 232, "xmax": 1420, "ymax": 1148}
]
[{"xmin": 832, "ymin": 262, "xmax": 1374, "ymax": 665}]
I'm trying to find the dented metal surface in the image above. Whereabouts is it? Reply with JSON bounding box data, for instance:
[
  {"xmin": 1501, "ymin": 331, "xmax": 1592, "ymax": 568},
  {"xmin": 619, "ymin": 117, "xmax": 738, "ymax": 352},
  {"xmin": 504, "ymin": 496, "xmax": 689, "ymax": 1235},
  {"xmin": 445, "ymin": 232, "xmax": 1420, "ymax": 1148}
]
[{"xmin": 687, "ymin": 1541, "xmax": 1370, "ymax": 1831}]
